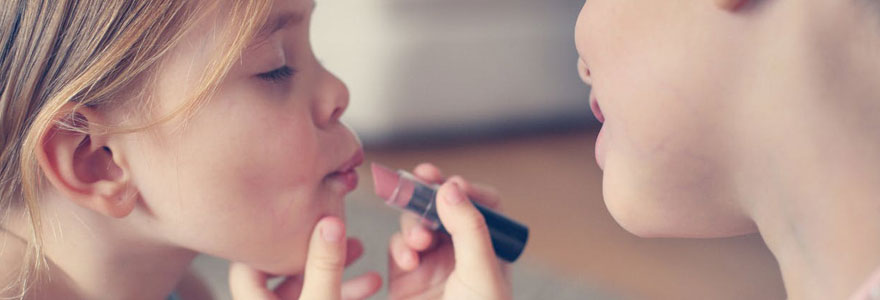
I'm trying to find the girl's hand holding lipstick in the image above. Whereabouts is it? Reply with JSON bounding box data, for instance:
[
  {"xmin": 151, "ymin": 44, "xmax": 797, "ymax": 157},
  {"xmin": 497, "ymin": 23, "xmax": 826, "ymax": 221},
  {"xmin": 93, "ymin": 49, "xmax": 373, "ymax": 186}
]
[
  {"xmin": 387, "ymin": 163, "xmax": 511, "ymax": 300},
  {"xmin": 228, "ymin": 217, "xmax": 383, "ymax": 300}
]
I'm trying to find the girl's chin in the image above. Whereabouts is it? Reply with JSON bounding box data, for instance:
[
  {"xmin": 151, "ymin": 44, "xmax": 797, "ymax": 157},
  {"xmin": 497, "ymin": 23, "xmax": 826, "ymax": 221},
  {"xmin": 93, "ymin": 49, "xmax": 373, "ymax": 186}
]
[
  {"xmin": 248, "ymin": 255, "xmax": 308, "ymax": 277},
  {"xmin": 315, "ymin": 194, "xmax": 347, "ymax": 219}
]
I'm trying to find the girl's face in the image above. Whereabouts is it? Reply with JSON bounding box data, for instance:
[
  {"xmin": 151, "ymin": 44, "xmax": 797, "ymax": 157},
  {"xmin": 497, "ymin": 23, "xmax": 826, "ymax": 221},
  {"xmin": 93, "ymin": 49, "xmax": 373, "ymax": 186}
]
[
  {"xmin": 575, "ymin": 1, "xmax": 757, "ymax": 238},
  {"xmin": 119, "ymin": 0, "xmax": 360, "ymax": 275}
]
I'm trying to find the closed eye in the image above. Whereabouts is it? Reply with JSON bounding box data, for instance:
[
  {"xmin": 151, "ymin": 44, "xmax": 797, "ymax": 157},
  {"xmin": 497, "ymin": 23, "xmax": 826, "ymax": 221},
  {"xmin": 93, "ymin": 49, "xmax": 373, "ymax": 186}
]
[{"xmin": 257, "ymin": 66, "xmax": 296, "ymax": 82}]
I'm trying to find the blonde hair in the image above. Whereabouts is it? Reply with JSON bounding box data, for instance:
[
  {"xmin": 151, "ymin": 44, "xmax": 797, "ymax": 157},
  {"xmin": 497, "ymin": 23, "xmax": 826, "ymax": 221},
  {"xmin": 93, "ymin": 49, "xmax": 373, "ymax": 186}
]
[{"xmin": 0, "ymin": 0, "xmax": 270, "ymax": 297}]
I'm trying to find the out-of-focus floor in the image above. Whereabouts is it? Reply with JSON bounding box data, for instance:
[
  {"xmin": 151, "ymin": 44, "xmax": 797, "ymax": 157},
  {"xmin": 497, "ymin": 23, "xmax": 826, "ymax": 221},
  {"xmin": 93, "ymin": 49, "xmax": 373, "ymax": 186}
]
[
  {"xmin": 193, "ymin": 129, "xmax": 786, "ymax": 299},
  {"xmin": 358, "ymin": 129, "xmax": 785, "ymax": 300}
]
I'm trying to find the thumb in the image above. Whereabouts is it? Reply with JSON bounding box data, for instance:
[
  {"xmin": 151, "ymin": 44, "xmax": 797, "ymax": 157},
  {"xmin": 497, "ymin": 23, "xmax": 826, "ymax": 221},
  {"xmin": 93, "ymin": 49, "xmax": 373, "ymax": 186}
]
[
  {"xmin": 298, "ymin": 216, "xmax": 347, "ymax": 300},
  {"xmin": 229, "ymin": 262, "xmax": 279, "ymax": 300},
  {"xmin": 435, "ymin": 179, "xmax": 505, "ymax": 290}
]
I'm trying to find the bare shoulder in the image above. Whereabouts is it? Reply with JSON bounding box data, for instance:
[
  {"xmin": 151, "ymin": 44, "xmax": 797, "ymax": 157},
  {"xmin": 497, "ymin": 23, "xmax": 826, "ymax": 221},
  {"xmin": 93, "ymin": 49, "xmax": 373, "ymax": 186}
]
[{"xmin": 175, "ymin": 268, "xmax": 214, "ymax": 300}]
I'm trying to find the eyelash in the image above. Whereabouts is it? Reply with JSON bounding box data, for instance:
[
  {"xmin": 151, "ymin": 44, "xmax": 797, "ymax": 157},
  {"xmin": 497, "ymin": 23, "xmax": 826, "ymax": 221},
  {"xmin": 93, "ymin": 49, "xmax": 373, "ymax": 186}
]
[{"xmin": 257, "ymin": 66, "xmax": 295, "ymax": 83}]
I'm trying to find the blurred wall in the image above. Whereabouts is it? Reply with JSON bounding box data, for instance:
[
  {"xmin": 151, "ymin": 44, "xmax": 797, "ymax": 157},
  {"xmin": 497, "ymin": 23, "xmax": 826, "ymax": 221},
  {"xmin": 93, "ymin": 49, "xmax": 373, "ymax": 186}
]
[{"xmin": 311, "ymin": 0, "xmax": 593, "ymax": 145}]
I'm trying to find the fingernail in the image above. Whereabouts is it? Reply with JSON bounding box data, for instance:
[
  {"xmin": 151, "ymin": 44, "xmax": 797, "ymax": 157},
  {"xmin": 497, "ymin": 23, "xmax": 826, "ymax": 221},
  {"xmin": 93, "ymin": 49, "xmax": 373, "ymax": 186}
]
[
  {"xmin": 407, "ymin": 227, "xmax": 419, "ymax": 241},
  {"xmin": 408, "ymin": 226, "xmax": 427, "ymax": 243},
  {"xmin": 402, "ymin": 250, "xmax": 417, "ymax": 269},
  {"xmin": 443, "ymin": 182, "xmax": 466, "ymax": 205},
  {"xmin": 321, "ymin": 220, "xmax": 344, "ymax": 243}
]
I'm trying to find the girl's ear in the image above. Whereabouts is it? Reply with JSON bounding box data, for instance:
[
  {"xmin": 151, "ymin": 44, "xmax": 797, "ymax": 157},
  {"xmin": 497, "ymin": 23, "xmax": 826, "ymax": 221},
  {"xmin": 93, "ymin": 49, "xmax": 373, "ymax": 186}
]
[
  {"xmin": 716, "ymin": 0, "xmax": 749, "ymax": 11},
  {"xmin": 35, "ymin": 104, "xmax": 138, "ymax": 218}
]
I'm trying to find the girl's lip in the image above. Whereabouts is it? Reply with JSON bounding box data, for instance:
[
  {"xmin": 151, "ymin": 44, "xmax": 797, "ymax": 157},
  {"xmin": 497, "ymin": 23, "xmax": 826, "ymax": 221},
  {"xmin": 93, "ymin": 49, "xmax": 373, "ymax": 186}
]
[
  {"xmin": 331, "ymin": 149, "xmax": 365, "ymax": 175},
  {"xmin": 328, "ymin": 169, "xmax": 359, "ymax": 192},
  {"xmin": 326, "ymin": 149, "xmax": 364, "ymax": 193},
  {"xmin": 595, "ymin": 125, "xmax": 606, "ymax": 171},
  {"xmin": 590, "ymin": 96, "xmax": 605, "ymax": 123},
  {"xmin": 591, "ymin": 94, "xmax": 607, "ymax": 170}
]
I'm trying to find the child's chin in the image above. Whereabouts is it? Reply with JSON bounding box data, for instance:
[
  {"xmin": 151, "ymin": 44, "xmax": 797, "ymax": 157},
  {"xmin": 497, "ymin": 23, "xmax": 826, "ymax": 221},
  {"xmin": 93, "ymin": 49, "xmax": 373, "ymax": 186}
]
[
  {"xmin": 601, "ymin": 183, "xmax": 670, "ymax": 237},
  {"xmin": 316, "ymin": 197, "xmax": 347, "ymax": 220},
  {"xmin": 255, "ymin": 260, "xmax": 307, "ymax": 277},
  {"xmin": 241, "ymin": 246, "xmax": 310, "ymax": 276}
]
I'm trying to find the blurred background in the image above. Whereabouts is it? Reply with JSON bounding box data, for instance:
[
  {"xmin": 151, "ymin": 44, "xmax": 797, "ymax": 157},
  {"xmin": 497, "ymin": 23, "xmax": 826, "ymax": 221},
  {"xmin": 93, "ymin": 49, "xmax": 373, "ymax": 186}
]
[{"xmin": 194, "ymin": 0, "xmax": 787, "ymax": 299}]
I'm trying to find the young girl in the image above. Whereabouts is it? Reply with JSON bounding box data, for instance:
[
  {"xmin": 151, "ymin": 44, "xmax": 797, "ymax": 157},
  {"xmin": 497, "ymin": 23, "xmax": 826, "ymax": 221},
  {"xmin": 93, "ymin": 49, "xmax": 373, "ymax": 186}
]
[
  {"xmin": 0, "ymin": 0, "xmax": 509, "ymax": 299},
  {"xmin": 572, "ymin": 0, "xmax": 880, "ymax": 298}
]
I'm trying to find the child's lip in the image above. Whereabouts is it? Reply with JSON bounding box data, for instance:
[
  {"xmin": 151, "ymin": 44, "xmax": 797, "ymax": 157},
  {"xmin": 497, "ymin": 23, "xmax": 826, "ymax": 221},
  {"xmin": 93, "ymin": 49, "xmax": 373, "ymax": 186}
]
[
  {"xmin": 331, "ymin": 149, "xmax": 365, "ymax": 175},
  {"xmin": 590, "ymin": 95, "xmax": 604, "ymax": 123},
  {"xmin": 327, "ymin": 169, "xmax": 359, "ymax": 192},
  {"xmin": 326, "ymin": 149, "xmax": 364, "ymax": 193}
]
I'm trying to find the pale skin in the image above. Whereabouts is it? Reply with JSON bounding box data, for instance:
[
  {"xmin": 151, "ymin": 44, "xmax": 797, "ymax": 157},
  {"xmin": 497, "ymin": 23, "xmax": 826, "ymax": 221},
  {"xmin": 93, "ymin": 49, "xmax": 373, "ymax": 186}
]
[
  {"xmin": 7, "ymin": 0, "xmax": 877, "ymax": 299},
  {"xmin": 387, "ymin": 164, "xmax": 511, "ymax": 300},
  {"xmin": 0, "ymin": 0, "xmax": 509, "ymax": 299},
  {"xmin": 576, "ymin": 0, "xmax": 880, "ymax": 299}
]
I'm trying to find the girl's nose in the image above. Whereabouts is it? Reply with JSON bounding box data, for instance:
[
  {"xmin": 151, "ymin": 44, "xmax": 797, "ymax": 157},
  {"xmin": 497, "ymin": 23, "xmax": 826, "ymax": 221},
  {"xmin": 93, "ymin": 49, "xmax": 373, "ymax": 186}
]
[
  {"xmin": 312, "ymin": 69, "xmax": 350, "ymax": 129},
  {"xmin": 577, "ymin": 58, "xmax": 592, "ymax": 86}
]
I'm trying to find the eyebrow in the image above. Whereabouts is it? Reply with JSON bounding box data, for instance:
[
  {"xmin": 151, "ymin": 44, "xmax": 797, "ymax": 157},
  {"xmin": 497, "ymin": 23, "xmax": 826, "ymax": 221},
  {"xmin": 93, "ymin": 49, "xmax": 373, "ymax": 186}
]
[{"xmin": 254, "ymin": 2, "xmax": 316, "ymax": 39}]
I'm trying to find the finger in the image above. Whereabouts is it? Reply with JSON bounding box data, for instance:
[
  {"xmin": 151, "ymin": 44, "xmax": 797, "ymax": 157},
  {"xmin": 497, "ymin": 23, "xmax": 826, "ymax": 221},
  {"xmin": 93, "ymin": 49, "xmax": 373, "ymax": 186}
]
[
  {"xmin": 389, "ymin": 232, "xmax": 419, "ymax": 271},
  {"xmin": 344, "ymin": 238, "xmax": 365, "ymax": 268},
  {"xmin": 274, "ymin": 276, "xmax": 304, "ymax": 299},
  {"xmin": 412, "ymin": 162, "xmax": 445, "ymax": 184},
  {"xmin": 229, "ymin": 262, "xmax": 278, "ymax": 300},
  {"xmin": 467, "ymin": 182, "xmax": 503, "ymax": 210},
  {"xmin": 340, "ymin": 271, "xmax": 383, "ymax": 300},
  {"xmin": 435, "ymin": 181, "xmax": 505, "ymax": 288},
  {"xmin": 406, "ymin": 223, "xmax": 435, "ymax": 251},
  {"xmin": 446, "ymin": 176, "xmax": 502, "ymax": 210},
  {"xmin": 273, "ymin": 238, "xmax": 364, "ymax": 299},
  {"xmin": 399, "ymin": 213, "xmax": 436, "ymax": 251},
  {"xmin": 298, "ymin": 216, "xmax": 347, "ymax": 299}
]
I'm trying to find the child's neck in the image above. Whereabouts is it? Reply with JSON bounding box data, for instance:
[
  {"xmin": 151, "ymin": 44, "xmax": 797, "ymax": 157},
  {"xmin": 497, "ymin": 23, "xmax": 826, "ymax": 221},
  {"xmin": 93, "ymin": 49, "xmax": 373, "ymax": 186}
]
[
  {"xmin": 736, "ymin": 84, "xmax": 880, "ymax": 298},
  {"xmin": 734, "ymin": 4, "xmax": 880, "ymax": 296},
  {"xmin": 730, "ymin": 2, "xmax": 880, "ymax": 297},
  {"xmin": 747, "ymin": 175, "xmax": 880, "ymax": 300},
  {"xmin": 3, "ymin": 194, "xmax": 198, "ymax": 300}
]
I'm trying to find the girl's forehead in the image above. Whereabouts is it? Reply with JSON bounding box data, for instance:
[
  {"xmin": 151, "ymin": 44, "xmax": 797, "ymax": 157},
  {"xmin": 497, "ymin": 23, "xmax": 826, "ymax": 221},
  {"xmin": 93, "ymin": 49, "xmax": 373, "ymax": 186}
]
[
  {"xmin": 253, "ymin": 0, "xmax": 315, "ymax": 41},
  {"xmin": 268, "ymin": 0, "xmax": 316, "ymax": 24}
]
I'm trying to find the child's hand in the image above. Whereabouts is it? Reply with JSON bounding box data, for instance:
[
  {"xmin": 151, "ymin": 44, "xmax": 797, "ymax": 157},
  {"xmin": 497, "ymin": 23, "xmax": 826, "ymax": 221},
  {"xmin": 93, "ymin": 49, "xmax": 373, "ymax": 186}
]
[
  {"xmin": 387, "ymin": 163, "xmax": 511, "ymax": 300},
  {"xmin": 228, "ymin": 216, "xmax": 382, "ymax": 300}
]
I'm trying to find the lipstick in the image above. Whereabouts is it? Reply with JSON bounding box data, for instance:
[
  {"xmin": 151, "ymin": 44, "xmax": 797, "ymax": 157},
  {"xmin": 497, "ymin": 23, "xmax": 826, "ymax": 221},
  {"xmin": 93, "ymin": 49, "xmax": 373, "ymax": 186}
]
[{"xmin": 371, "ymin": 163, "xmax": 529, "ymax": 263}]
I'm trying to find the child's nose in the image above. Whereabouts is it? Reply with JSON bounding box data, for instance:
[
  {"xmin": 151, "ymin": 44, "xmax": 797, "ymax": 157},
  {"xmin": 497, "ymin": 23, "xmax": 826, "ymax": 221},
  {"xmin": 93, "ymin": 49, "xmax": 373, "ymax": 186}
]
[
  {"xmin": 312, "ymin": 69, "xmax": 350, "ymax": 129},
  {"xmin": 577, "ymin": 58, "xmax": 592, "ymax": 86}
]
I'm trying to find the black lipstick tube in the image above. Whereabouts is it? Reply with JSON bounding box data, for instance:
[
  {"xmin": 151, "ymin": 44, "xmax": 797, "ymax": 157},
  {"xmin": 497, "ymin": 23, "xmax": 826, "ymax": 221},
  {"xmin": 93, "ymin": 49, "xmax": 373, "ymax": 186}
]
[{"xmin": 384, "ymin": 170, "xmax": 529, "ymax": 263}]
